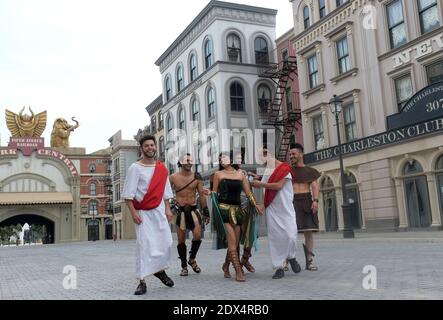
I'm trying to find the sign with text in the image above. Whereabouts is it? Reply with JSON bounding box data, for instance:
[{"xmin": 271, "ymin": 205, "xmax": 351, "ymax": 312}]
[
  {"xmin": 305, "ymin": 117, "xmax": 443, "ymax": 164},
  {"xmin": 387, "ymin": 82, "xmax": 443, "ymax": 130},
  {"xmin": 8, "ymin": 137, "xmax": 44, "ymax": 156}
]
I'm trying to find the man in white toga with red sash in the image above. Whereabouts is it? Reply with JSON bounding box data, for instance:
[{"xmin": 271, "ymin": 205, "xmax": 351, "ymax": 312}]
[
  {"xmin": 251, "ymin": 147, "xmax": 302, "ymax": 279},
  {"xmin": 122, "ymin": 135, "xmax": 175, "ymax": 295}
]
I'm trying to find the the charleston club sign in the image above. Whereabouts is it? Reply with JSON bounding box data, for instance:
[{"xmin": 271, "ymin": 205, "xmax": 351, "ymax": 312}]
[
  {"xmin": 305, "ymin": 82, "xmax": 443, "ymax": 164},
  {"xmin": 0, "ymin": 137, "xmax": 79, "ymax": 177}
]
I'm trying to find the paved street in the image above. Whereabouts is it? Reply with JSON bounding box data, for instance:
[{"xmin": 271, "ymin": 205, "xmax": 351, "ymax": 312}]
[{"xmin": 1, "ymin": 231, "xmax": 443, "ymax": 300}]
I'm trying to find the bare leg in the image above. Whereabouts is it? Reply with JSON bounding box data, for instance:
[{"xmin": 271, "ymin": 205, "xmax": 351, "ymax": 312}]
[{"xmin": 303, "ymin": 231, "xmax": 318, "ymax": 271}]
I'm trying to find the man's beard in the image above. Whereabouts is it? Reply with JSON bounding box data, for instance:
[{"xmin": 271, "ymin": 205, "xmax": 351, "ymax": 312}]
[{"xmin": 143, "ymin": 150, "xmax": 156, "ymax": 159}]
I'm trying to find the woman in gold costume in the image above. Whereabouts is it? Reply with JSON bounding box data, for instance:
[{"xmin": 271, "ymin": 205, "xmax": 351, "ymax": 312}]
[{"xmin": 210, "ymin": 151, "xmax": 262, "ymax": 282}]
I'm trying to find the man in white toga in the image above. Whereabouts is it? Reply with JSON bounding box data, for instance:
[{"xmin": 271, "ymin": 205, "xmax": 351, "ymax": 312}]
[
  {"xmin": 251, "ymin": 147, "xmax": 301, "ymax": 279},
  {"xmin": 122, "ymin": 134, "xmax": 174, "ymax": 295}
]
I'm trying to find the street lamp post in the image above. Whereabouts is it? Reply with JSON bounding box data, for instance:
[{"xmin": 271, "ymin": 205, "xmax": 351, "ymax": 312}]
[{"xmin": 329, "ymin": 95, "xmax": 355, "ymax": 239}]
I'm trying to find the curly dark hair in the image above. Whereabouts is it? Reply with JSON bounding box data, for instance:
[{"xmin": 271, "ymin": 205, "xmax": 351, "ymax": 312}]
[{"xmin": 218, "ymin": 151, "xmax": 239, "ymax": 171}]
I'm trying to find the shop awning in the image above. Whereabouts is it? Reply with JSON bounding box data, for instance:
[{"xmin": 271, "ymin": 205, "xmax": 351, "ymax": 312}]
[{"xmin": 0, "ymin": 192, "xmax": 73, "ymax": 206}]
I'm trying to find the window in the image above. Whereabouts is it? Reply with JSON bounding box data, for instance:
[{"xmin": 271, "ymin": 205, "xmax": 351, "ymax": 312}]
[
  {"xmin": 257, "ymin": 84, "xmax": 272, "ymax": 113},
  {"xmin": 178, "ymin": 108, "xmax": 185, "ymax": 130},
  {"xmin": 190, "ymin": 54, "xmax": 197, "ymax": 81},
  {"xmin": 89, "ymin": 164, "xmax": 96, "ymax": 173},
  {"xmin": 106, "ymin": 185, "xmax": 112, "ymax": 195},
  {"xmin": 89, "ymin": 201, "xmax": 98, "ymax": 215},
  {"xmin": 308, "ymin": 55, "xmax": 319, "ymax": 89},
  {"xmin": 230, "ymin": 82, "xmax": 245, "ymax": 112},
  {"xmin": 207, "ymin": 87, "xmax": 215, "ymax": 119},
  {"xmin": 254, "ymin": 37, "xmax": 269, "ymax": 65},
  {"xmin": 336, "ymin": 37, "xmax": 350, "ymax": 74},
  {"xmin": 106, "ymin": 201, "xmax": 113, "ymax": 212},
  {"xmin": 114, "ymin": 158, "xmax": 119, "ymax": 174},
  {"xmin": 418, "ymin": 0, "xmax": 440, "ymax": 34},
  {"xmin": 204, "ymin": 39, "xmax": 213, "ymax": 69},
  {"xmin": 343, "ymin": 104, "xmax": 357, "ymax": 142},
  {"xmin": 395, "ymin": 74, "xmax": 413, "ymax": 110},
  {"xmin": 159, "ymin": 111, "xmax": 164, "ymax": 129},
  {"xmin": 336, "ymin": 0, "xmax": 346, "ymax": 7},
  {"xmin": 159, "ymin": 136, "xmax": 165, "ymax": 160},
  {"xmin": 282, "ymin": 49, "xmax": 289, "ymax": 62},
  {"xmin": 176, "ymin": 65, "xmax": 184, "ymax": 92},
  {"xmin": 165, "ymin": 77, "xmax": 172, "ymax": 101},
  {"xmin": 303, "ymin": 6, "xmax": 310, "ymax": 29},
  {"xmin": 313, "ymin": 115, "xmax": 324, "ymax": 150},
  {"xmin": 167, "ymin": 114, "xmax": 173, "ymax": 133},
  {"xmin": 191, "ymin": 99, "xmax": 199, "ymax": 123},
  {"xmin": 285, "ymin": 86, "xmax": 293, "ymax": 111},
  {"xmin": 426, "ymin": 60, "xmax": 443, "ymax": 84},
  {"xmin": 115, "ymin": 183, "xmax": 120, "ymax": 201},
  {"xmin": 387, "ymin": 0, "xmax": 407, "ymax": 49},
  {"xmin": 151, "ymin": 115, "xmax": 157, "ymax": 133},
  {"xmin": 227, "ymin": 34, "xmax": 241, "ymax": 63},
  {"xmin": 90, "ymin": 183, "xmax": 96, "ymax": 196},
  {"xmin": 319, "ymin": 0, "xmax": 326, "ymax": 18}
]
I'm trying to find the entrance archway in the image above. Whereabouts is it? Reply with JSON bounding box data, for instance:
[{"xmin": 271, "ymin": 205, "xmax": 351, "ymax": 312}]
[
  {"xmin": 88, "ymin": 219, "xmax": 99, "ymax": 241},
  {"xmin": 345, "ymin": 173, "xmax": 362, "ymax": 229},
  {"xmin": 403, "ymin": 160, "xmax": 432, "ymax": 228},
  {"xmin": 105, "ymin": 219, "xmax": 113, "ymax": 240},
  {"xmin": 436, "ymin": 156, "xmax": 443, "ymax": 222},
  {"xmin": 0, "ymin": 214, "xmax": 55, "ymax": 244},
  {"xmin": 320, "ymin": 176, "xmax": 338, "ymax": 231}
]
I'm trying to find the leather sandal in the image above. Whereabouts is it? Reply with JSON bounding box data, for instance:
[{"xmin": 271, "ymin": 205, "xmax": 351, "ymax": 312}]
[
  {"xmin": 188, "ymin": 259, "xmax": 201, "ymax": 273},
  {"xmin": 180, "ymin": 267, "xmax": 188, "ymax": 276}
]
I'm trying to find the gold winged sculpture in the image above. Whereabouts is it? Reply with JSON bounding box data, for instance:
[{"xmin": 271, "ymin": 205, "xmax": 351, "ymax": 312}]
[{"xmin": 6, "ymin": 107, "xmax": 47, "ymax": 138}]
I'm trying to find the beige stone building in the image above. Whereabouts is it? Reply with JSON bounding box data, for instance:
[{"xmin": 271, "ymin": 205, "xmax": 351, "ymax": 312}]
[{"xmin": 291, "ymin": 0, "xmax": 443, "ymax": 231}]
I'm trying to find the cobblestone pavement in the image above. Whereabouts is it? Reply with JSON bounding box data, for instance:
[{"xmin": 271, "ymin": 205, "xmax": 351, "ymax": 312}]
[{"xmin": 1, "ymin": 231, "xmax": 443, "ymax": 300}]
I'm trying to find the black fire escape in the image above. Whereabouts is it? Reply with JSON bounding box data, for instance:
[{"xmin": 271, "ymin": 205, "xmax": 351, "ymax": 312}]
[{"xmin": 259, "ymin": 56, "xmax": 302, "ymax": 161}]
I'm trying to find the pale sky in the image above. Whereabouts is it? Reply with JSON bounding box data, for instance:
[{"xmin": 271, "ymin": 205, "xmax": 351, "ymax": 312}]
[{"xmin": 0, "ymin": 0, "xmax": 294, "ymax": 153}]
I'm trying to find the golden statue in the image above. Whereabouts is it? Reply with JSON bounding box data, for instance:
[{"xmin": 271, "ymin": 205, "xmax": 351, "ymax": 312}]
[
  {"xmin": 50, "ymin": 117, "xmax": 80, "ymax": 148},
  {"xmin": 5, "ymin": 107, "xmax": 47, "ymax": 138}
]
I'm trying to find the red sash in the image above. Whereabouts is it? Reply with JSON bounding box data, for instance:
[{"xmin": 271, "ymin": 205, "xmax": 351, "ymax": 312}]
[
  {"xmin": 264, "ymin": 163, "xmax": 294, "ymax": 208},
  {"xmin": 133, "ymin": 161, "xmax": 168, "ymax": 211}
]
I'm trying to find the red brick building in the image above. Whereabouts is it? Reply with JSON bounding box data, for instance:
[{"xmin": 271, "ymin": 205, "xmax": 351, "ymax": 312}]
[{"xmin": 71, "ymin": 149, "xmax": 113, "ymax": 241}]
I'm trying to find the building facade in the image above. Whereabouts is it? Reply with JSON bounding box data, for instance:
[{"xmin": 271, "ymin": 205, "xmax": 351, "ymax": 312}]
[
  {"xmin": 145, "ymin": 94, "xmax": 166, "ymax": 162},
  {"xmin": 72, "ymin": 150, "xmax": 113, "ymax": 241},
  {"xmin": 155, "ymin": 0, "xmax": 278, "ymax": 178},
  {"xmin": 108, "ymin": 130, "xmax": 139, "ymax": 240},
  {"xmin": 291, "ymin": 0, "xmax": 443, "ymax": 231}
]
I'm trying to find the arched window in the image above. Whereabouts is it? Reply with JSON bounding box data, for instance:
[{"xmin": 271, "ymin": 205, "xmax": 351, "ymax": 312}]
[
  {"xmin": 165, "ymin": 76, "xmax": 172, "ymax": 101},
  {"xmin": 158, "ymin": 111, "xmax": 164, "ymax": 129},
  {"xmin": 321, "ymin": 176, "xmax": 338, "ymax": 232},
  {"xmin": 89, "ymin": 164, "xmax": 96, "ymax": 173},
  {"xmin": 255, "ymin": 37, "xmax": 269, "ymax": 64},
  {"xmin": 227, "ymin": 33, "xmax": 241, "ymax": 63},
  {"xmin": 178, "ymin": 107, "xmax": 185, "ymax": 130},
  {"xmin": 257, "ymin": 84, "xmax": 272, "ymax": 113},
  {"xmin": 176, "ymin": 65, "xmax": 184, "ymax": 92},
  {"xmin": 436, "ymin": 155, "xmax": 443, "ymax": 170},
  {"xmin": 207, "ymin": 87, "xmax": 215, "ymax": 119},
  {"xmin": 191, "ymin": 98, "xmax": 200, "ymax": 123},
  {"xmin": 303, "ymin": 6, "xmax": 310, "ymax": 29},
  {"xmin": 189, "ymin": 54, "xmax": 197, "ymax": 81},
  {"xmin": 90, "ymin": 183, "xmax": 96, "ymax": 196},
  {"xmin": 204, "ymin": 39, "xmax": 213, "ymax": 69},
  {"xmin": 159, "ymin": 136, "xmax": 165, "ymax": 161},
  {"xmin": 402, "ymin": 160, "xmax": 431, "ymax": 228},
  {"xmin": 230, "ymin": 82, "xmax": 245, "ymax": 112},
  {"xmin": 344, "ymin": 173, "xmax": 362, "ymax": 229},
  {"xmin": 167, "ymin": 114, "xmax": 173, "ymax": 133},
  {"xmin": 151, "ymin": 115, "xmax": 157, "ymax": 133}
]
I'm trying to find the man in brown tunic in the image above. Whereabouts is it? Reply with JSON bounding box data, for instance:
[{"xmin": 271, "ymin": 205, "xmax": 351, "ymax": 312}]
[
  {"xmin": 169, "ymin": 153, "xmax": 210, "ymax": 276},
  {"xmin": 289, "ymin": 143, "xmax": 321, "ymax": 271}
]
